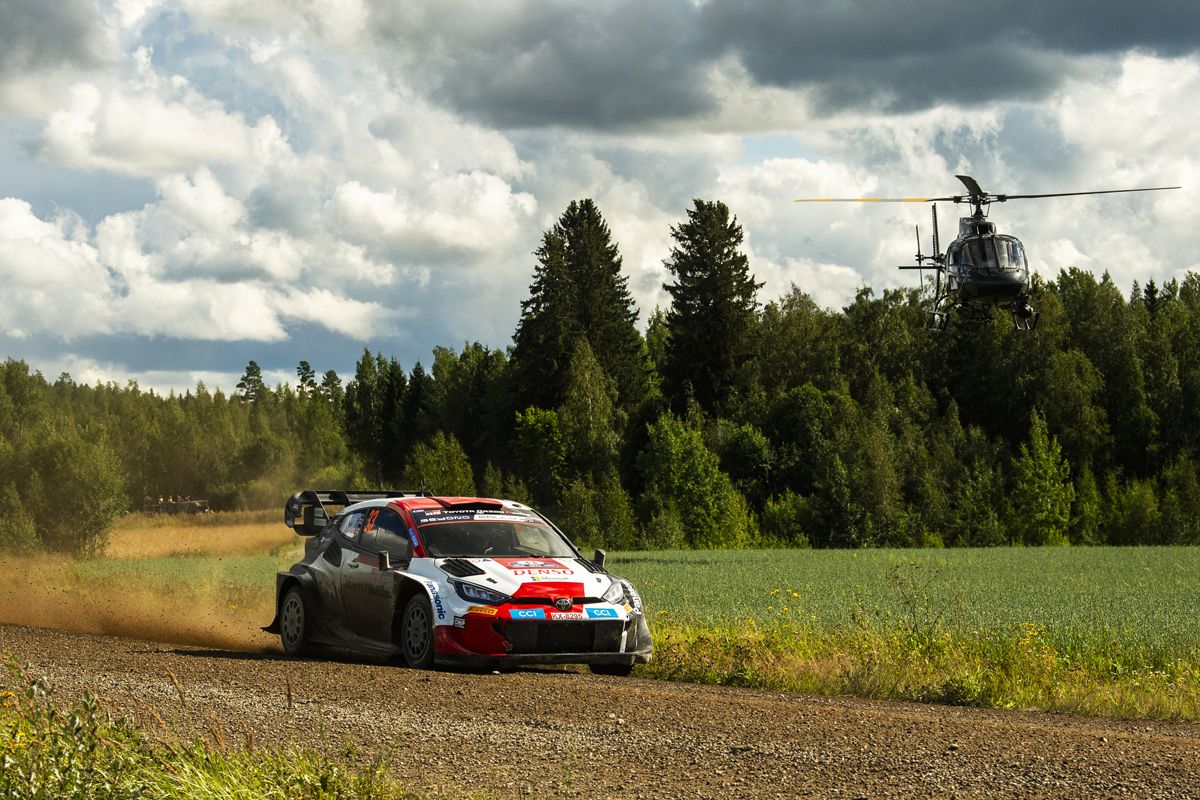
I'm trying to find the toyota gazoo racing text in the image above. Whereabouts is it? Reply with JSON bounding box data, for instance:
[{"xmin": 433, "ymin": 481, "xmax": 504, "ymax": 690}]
[{"xmin": 265, "ymin": 490, "xmax": 652, "ymax": 674}]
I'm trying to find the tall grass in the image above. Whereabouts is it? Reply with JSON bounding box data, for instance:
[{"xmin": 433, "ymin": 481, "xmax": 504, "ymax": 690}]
[{"xmin": 0, "ymin": 660, "xmax": 418, "ymax": 800}]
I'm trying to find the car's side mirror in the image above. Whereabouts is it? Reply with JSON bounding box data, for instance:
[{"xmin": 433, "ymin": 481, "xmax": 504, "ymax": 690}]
[
  {"xmin": 593, "ymin": 548, "xmax": 606, "ymax": 570},
  {"xmin": 379, "ymin": 538, "xmax": 412, "ymax": 570}
]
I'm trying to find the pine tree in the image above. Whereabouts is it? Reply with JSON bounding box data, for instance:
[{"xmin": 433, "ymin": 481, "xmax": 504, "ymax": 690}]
[
  {"xmin": 511, "ymin": 199, "xmax": 651, "ymax": 413},
  {"xmin": 296, "ymin": 361, "xmax": 317, "ymax": 397},
  {"xmin": 662, "ymin": 199, "xmax": 762, "ymax": 413},
  {"xmin": 319, "ymin": 370, "xmax": 343, "ymax": 407},
  {"xmin": 343, "ymin": 349, "xmax": 383, "ymax": 482},
  {"xmin": 236, "ymin": 361, "xmax": 266, "ymax": 403}
]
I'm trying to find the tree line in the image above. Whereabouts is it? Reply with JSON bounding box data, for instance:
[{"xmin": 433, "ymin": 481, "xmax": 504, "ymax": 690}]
[{"xmin": 2, "ymin": 197, "xmax": 1198, "ymax": 554}]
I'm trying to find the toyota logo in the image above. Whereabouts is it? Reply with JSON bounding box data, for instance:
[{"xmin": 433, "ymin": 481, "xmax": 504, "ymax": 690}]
[{"xmin": 554, "ymin": 597, "xmax": 573, "ymax": 611}]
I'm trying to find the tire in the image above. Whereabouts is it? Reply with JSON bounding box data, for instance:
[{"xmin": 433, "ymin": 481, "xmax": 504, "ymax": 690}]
[
  {"xmin": 589, "ymin": 662, "xmax": 634, "ymax": 677},
  {"xmin": 279, "ymin": 586, "xmax": 310, "ymax": 656},
  {"xmin": 400, "ymin": 594, "xmax": 435, "ymax": 669}
]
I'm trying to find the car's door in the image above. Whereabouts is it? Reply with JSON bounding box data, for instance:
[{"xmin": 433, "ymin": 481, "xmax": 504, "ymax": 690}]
[
  {"xmin": 339, "ymin": 508, "xmax": 409, "ymax": 641},
  {"xmin": 309, "ymin": 510, "xmax": 362, "ymax": 617}
]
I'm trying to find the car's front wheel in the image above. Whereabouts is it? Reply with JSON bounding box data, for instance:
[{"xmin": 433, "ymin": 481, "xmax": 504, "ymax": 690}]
[
  {"xmin": 279, "ymin": 586, "xmax": 310, "ymax": 656},
  {"xmin": 400, "ymin": 594, "xmax": 435, "ymax": 668}
]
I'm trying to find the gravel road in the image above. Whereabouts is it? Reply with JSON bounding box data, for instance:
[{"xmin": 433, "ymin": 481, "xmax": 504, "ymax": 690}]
[{"xmin": 2, "ymin": 623, "xmax": 1197, "ymax": 799}]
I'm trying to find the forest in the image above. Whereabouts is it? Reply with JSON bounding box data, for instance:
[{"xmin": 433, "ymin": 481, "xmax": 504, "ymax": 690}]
[{"xmin": 1, "ymin": 198, "xmax": 1198, "ymax": 554}]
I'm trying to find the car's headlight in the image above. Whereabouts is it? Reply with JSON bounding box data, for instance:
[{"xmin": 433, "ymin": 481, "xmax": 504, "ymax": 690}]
[
  {"xmin": 601, "ymin": 578, "xmax": 626, "ymax": 604},
  {"xmin": 453, "ymin": 581, "xmax": 510, "ymax": 604}
]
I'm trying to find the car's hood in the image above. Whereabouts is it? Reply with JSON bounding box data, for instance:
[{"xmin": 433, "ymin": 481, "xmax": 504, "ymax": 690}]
[{"xmin": 446, "ymin": 556, "xmax": 614, "ymax": 598}]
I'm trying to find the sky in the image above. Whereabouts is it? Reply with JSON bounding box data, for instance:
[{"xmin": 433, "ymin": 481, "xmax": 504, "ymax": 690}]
[{"xmin": 0, "ymin": 0, "xmax": 1196, "ymax": 394}]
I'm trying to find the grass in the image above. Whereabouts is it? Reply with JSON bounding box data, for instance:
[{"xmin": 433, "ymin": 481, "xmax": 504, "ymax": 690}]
[
  {"xmin": 610, "ymin": 548, "xmax": 1200, "ymax": 718},
  {"xmin": 10, "ymin": 512, "xmax": 1200, "ymax": 720},
  {"xmin": 609, "ymin": 547, "xmax": 1200, "ymax": 657},
  {"xmin": 0, "ymin": 660, "xmax": 424, "ymax": 800}
]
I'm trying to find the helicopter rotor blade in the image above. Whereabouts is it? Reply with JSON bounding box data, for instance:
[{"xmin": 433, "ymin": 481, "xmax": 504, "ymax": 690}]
[
  {"xmin": 955, "ymin": 175, "xmax": 986, "ymax": 198},
  {"xmin": 793, "ymin": 196, "xmax": 958, "ymax": 203},
  {"xmin": 998, "ymin": 186, "xmax": 1180, "ymax": 201}
]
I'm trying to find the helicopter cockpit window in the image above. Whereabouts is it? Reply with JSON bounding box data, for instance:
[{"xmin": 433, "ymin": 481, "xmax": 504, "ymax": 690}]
[
  {"xmin": 961, "ymin": 237, "xmax": 1026, "ymax": 273},
  {"xmin": 962, "ymin": 239, "xmax": 995, "ymax": 271},
  {"xmin": 1003, "ymin": 239, "xmax": 1026, "ymax": 270}
]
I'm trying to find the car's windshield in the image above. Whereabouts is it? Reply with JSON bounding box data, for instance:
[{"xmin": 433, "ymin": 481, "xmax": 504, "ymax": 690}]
[{"xmin": 412, "ymin": 508, "xmax": 576, "ymax": 558}]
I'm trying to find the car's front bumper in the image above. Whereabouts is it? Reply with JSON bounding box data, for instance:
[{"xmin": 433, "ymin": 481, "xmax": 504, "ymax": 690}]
[{"xmin": 432, "ymin": 611, "xmax": 653, "ymax": 667}]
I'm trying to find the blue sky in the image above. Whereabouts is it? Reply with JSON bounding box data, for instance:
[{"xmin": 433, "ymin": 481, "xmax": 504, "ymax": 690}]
[{"xmin": 1, "ymin": 0, "xmax": 1195, "ymax": 393}]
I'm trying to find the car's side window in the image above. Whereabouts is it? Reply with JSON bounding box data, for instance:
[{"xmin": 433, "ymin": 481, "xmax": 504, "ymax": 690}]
[
  {"xmin": 374, "ymin": 509, "xmax": 412, "ymax": 561},
  {"xmin": 358, "ymin": 508, "xmax": 383, "ymax": 551},
  {"xmin": 339, "ymin": 511, "xmax": 365, "ymax": 543}
]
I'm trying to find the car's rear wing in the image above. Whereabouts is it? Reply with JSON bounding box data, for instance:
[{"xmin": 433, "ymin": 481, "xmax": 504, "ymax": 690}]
[{"xmin": 284, "ymin": 489, "xmax": 430, "ymax": 535}]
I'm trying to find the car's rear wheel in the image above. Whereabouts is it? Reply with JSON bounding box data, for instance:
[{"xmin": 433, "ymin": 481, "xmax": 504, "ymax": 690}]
[
  {"xmin": 401, "ymin": 594, "xmax": 435, "ymax": 668},
  {"xmin": 589, "ymin": 662, "xmax": 634, "ymax": 677},
  {"xmin": 279, "ymin": 586, "xmax": 310, "ymax": 656}
]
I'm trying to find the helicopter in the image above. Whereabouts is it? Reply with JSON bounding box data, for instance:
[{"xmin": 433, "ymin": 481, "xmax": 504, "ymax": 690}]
[{"xmin": 796, "ymin": 175, "xmax": 1180, "ymax": 331}]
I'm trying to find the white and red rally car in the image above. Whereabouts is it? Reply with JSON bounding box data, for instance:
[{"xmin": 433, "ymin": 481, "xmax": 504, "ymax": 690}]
[{"xmin": 265, "ymin": 490, "xmax": 652, "ymax": 675}]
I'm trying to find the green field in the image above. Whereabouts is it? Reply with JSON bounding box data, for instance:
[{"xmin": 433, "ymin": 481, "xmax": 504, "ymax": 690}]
[{"xmin": 611, "ymin": 547, "xmax": 1200, "ymax": 659}]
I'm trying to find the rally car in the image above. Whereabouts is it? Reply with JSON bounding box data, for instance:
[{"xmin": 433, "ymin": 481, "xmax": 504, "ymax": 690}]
[{"xmin": 264, "ymin": 490, "xmax": 652, "ymax": 674}]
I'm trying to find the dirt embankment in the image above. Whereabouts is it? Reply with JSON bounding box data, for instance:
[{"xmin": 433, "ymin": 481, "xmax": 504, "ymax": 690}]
[{"xmin": 3, "ymin": 623, "xmax": 1198, "ymax": 799}]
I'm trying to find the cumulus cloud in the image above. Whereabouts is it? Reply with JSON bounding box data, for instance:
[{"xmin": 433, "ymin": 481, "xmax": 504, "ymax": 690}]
[
  {"xmin": 38, "ymin": 51, "xmax": 257, "ymax": 176},
  {"xmin": 0, "ymin": 192, "xmax": 404, "ymax": 344},
  {"xmin": 0, "ymin": 0, "xmax": 116, "ymax": 115},
  {"xmin": 0, "ymin": 199, "xmax": 114, "ymax": 339}
]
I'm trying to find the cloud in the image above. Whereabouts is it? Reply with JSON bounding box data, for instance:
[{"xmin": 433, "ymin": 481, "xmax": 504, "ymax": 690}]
[
  {"xmin": 699, "ymin": 0, "xmax": 1200, "ymax": 114},
  {"xmin": 38, "ymin": 51, "xmax": 257, "ymax": 176},
  {"xmin": 0, "ymin": 0, "xmax": 110, "ymax": 76},
  {"xmin": 0, "ymin": 0, "xmax": 116, "ymax": 116},
  {"xmin": 0, "ymin": 189, "xmax": 406, "ymax": 344},
  {"xmin": 328, "ymin": 174, "xmax": 536, "ymax": 263},
  {"xmin": 0, "ymin": 199, "xmax": 114, "ymax": 339},
  {"xmin": 362, "ymin": 0, "xmax": 716, "ymax": 128}
]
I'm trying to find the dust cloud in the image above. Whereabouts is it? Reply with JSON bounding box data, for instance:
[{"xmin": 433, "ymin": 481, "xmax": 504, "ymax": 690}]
[
  {"xmin": 0, "ymin": 518, "xmax": 297, "ymax": 652},
  {"xmin": 0, "ymin": 557, "xmax": 277, "ymax": 651}
]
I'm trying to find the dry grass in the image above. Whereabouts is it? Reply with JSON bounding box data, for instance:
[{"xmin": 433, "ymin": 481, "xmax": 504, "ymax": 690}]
[{"xmin": 105, "ymin": 520, "xmax": 294, "ymax": 559}]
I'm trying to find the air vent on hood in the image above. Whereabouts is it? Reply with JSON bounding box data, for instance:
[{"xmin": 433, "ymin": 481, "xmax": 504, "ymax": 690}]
[
  {"xmin": 439, "ymin": 558, "xmax": 486, "ymax": 577},
  {"xmin": 574, "ymin": 557, "xmax": 605, "ymax": 574}
]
